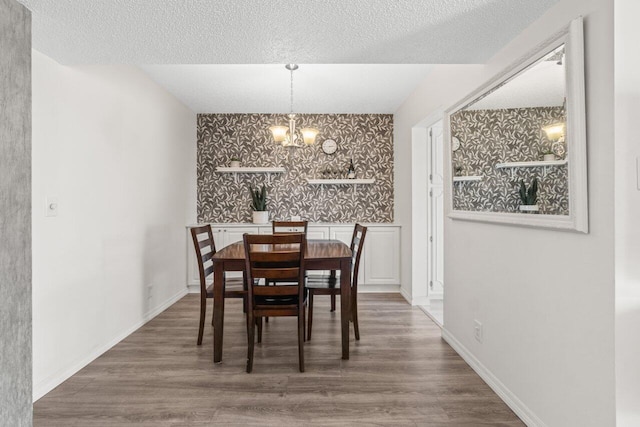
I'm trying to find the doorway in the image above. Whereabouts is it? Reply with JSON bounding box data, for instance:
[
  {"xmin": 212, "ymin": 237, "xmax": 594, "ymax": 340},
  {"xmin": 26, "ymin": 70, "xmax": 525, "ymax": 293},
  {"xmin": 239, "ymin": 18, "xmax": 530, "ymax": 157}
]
[{"xmin": 424, "ymin": 121, "xmax": 444, "ymax": 326}]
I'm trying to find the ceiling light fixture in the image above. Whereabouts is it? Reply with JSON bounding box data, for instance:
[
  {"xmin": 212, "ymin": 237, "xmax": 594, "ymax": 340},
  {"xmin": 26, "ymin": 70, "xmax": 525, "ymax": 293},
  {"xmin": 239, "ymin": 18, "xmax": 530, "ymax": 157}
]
[{"xmin": 269, "ymin": 64, "xmax": 319, "ymax": 147}]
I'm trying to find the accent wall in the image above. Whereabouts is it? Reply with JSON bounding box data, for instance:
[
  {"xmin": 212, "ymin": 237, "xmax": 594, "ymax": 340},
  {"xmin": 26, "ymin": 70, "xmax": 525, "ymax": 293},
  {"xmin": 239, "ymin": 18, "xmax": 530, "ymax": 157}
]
[{"xmin": 197, "ymin": 113, "xmax": 394, "ymax": 223}]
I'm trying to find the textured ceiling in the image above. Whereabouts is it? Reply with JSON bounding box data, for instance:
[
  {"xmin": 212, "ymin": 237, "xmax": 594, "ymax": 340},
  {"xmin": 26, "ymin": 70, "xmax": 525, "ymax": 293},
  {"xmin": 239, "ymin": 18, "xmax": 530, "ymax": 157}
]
[
  {"xmin": 19, "ymin": 0, "xmax": 559, "ymax": 113},
  {"xmin": 140, "ymin": 64, "xmax": 434, "ymax": 113},
  {"xmin": 19, "ymin": 0, "xmax": 558, "ymax": 65}
]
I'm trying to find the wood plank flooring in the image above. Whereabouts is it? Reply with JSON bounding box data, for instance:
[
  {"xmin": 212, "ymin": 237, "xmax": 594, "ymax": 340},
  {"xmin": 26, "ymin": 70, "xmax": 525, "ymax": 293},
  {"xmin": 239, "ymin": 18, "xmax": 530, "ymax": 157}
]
[{"xmin": 33, "ymin": 294, "xmax": 524, "ymax": 426}]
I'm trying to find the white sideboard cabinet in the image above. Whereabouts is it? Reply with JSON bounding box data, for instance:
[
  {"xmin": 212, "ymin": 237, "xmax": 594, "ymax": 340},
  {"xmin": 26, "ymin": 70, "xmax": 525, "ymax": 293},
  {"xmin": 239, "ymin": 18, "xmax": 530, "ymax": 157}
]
[{"xmin": 186, "ymin": 223, "xmax": 401, "ymax": 293}]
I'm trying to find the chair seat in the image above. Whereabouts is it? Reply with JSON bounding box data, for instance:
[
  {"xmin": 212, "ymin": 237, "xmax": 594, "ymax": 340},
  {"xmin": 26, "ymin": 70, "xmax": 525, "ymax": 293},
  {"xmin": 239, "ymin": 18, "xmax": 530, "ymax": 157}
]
[
  {"xmin": 306, "ymin": 275, "xmax": 340, "ymax": 290},
  {"xmin": 255, "ymin": 287, "xmax": 307, "ymax": 304},
  {"xmin": 205, "ymin": 277, "xmax": 245, "ymax": 298}
]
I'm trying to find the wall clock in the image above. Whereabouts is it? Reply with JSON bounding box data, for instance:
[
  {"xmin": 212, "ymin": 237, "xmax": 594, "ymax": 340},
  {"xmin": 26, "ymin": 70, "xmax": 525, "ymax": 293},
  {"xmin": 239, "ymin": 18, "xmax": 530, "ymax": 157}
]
[
  {"xmin": 452, "ymin": 137, "xmax": 461, "ymax": 151},
  {"xmin": 322, "ymin": 139, "xmax": 338, "ymax": 155}
]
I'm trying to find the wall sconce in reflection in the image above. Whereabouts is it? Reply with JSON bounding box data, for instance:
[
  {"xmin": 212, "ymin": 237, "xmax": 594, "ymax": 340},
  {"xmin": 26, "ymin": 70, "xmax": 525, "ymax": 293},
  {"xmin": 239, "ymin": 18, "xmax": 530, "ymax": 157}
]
[{"xmin": 542, "ymin": 122, "xmax": 566, "ymax": 158}]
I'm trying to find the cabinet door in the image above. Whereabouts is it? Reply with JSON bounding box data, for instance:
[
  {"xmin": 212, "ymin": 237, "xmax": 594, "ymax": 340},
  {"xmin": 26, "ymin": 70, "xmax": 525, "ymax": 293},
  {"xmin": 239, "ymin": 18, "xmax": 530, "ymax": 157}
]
[
  {"xmin": 363, "ymin": 227, "xmax": 400, "ymax": 285},
  {"xmin": 258, "ymin": 227, "xmax": 272, "ymax": 235},
  {"xmin": 223, "ymin": 227, "xmax": 257, "ymax": 247},
  {"xmin": 222, "ymin": 227, "xmax": 255, "ymax": 277},
  {"xmin": 330, "ymin": 226, "xmax": 365, "ymax": 286},
  {"xmin": 187, "ymin": 228, "xmax": 201, "ymax": 287},
  {"xmin": 307, "ymin": 226, "xmax": 329, "ymax": 240}
]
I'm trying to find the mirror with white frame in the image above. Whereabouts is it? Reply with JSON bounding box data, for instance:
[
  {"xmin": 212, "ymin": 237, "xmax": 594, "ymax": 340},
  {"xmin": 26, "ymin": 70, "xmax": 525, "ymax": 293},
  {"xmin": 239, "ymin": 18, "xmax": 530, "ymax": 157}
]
[{"xmin": 444, "ymin": 18, "xmax": 588, "ymax": 233}]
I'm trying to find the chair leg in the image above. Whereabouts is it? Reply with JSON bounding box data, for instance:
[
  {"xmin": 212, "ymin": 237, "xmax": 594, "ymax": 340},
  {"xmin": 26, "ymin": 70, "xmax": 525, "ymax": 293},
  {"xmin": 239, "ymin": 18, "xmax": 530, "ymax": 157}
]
[
  {"xmin": 256, "ymin": 317, "xmax": 263, "ymax": 343},
  {"xmin": 307, "ymin": 292, "xmax": 314, "ymax": 341},
  {"xmin": 247, "ymin": 312, "xmax": 255, "ymax": 373},
  {"xmin": 352, "ymin": 293, "xmax": 360, "ymax": 341},
  {"xmin": 330, "ymin": 293, "xmax": 336, "ymax": 312},
  {"xmin": 198, "ymin": 295, "xmax": 206, "ymax": 345},
  {"xmin": 298, "ymin": 308, "xmax": 305, "ymax": 372},
  {"xmin": 302, "ymin": 304, "xmax": 306, "ymax": 342}
]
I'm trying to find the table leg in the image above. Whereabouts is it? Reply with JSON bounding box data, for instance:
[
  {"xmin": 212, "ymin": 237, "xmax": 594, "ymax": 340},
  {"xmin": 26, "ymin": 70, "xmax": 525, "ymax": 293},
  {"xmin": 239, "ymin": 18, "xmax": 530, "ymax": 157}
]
[
  {"xmin": 340, "ymin": 259, "xmax": 350, "ymax": 360},
  {"xmin": 213, "ymin": 261, "xmax": 225, "ymax": 363}
]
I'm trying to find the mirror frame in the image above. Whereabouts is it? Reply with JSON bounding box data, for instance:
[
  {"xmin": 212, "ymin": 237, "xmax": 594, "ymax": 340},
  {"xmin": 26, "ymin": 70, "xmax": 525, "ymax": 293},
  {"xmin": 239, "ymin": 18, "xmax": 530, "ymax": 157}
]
[{"xmin": 444, "ymin": 18, "xmax": 588, "ymax": 233}]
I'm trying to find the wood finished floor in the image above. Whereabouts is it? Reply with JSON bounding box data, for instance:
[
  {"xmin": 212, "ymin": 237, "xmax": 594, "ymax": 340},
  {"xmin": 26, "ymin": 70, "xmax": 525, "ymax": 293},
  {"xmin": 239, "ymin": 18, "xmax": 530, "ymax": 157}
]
[{"xmin": 33, "ymin": 294, "xmax": 524, "ymax": 426}]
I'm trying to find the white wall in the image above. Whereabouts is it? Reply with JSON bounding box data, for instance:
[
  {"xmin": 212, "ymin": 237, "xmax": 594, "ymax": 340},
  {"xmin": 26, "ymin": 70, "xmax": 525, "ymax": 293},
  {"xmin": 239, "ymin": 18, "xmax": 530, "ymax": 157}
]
[
  {"xmin": 395, "ymin": 0, "xmax": 615, "ymax": 426},
  {"xmin": 614, "ymin": 0, "xmax": 640, "ymax": 425},
  {"xmin": 31, "ymin": 50, "xmax": 197, "ymax": 400}
]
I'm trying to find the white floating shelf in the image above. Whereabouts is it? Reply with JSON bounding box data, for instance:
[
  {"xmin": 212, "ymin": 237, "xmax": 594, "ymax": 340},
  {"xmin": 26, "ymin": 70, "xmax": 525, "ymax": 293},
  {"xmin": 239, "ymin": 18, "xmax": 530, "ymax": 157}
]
[
  {"xmin": 453, "ymin": 176, "xmax": 483, "ymax": 182},
  {"xmin": 306, "ymin": 178, "xmax": 376, "ymax": 185},
  {"xmin": 216, "ymin": 167, "xmax": 286, "ymax": 173},
  {"xmin": 495, "ymin": 160, "xmax": 568, "ymax": 169},
  {"xmin": 215, "ymin": 167, "xmax": 285, "ymax": 183}
]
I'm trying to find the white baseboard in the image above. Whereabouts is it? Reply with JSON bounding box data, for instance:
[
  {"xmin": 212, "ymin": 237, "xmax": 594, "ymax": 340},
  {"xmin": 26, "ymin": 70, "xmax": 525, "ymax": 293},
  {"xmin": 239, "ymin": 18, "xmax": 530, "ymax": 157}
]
[
  {"xmin": 359, "ymin": 284, "xmax": 400, "ymax": 293},
  {"xmin": 400, "ymin": 287, "xmax": 412, "ymax": 303},
  {"xmin": 441, "ymin": 328, "xmax": 547, "ymax": 427},
  {"xmin": 418, "ymin": 305, "xmax": 443, "ymax": 328},
  {"xmin": 33, "ymin": 287, "xmax": 188, "ymax": 402}
]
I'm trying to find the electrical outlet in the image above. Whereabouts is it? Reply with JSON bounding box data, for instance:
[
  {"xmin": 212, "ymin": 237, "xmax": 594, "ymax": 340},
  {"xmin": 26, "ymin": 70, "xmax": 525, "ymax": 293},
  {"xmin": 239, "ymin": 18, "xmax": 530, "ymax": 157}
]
[{"xmin": 474, "ymin": 320, "xmax": 483, "ymax": 343}]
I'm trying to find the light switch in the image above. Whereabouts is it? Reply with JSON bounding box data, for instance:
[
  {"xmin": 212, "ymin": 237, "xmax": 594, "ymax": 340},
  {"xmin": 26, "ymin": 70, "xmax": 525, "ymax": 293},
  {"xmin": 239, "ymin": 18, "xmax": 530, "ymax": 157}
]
[{"xmin": 46, "ymin": 196, "xmax": 58, "ymax": 217}]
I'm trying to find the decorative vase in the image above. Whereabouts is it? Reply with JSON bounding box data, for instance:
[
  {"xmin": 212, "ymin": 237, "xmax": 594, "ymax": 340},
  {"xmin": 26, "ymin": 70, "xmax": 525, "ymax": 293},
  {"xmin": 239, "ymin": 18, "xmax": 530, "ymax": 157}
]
[
  {"xmin": 230, "ymin": 160, "xmax": 241, "ymax": 168},
  {"xmin": 519, "ymin": 205, "xmax": 539, "ymax": 213},
  {"xmin": 252, "ymin": 211, "xmax": 269, "ymax": 224},
  {"xmin": 543, "ymin": 154, "xmax": 556, "ymax": 161}
]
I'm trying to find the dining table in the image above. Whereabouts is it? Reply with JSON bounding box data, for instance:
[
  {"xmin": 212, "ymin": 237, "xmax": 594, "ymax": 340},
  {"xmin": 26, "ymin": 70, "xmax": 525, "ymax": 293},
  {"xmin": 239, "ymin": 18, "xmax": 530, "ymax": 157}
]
[{"xmin": 211, "ymin": 239, "xmax": 353, "ymax": 363}]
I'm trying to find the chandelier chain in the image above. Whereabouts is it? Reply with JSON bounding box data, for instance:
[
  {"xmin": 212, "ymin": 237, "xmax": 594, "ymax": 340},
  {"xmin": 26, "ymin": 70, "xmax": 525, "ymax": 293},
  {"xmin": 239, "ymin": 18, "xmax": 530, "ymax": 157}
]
[{"xmin": 290, "ymin": 68, "xmax": 294, "ymax": 114}]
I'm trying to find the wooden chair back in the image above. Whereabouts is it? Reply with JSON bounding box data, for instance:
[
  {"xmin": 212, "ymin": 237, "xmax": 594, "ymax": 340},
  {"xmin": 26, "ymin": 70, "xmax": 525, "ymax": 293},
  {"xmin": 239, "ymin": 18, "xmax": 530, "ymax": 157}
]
[
  {"xmin": 190, "ymin": 225, "xmax": 216, "ymax": 293},
  {"xmin": 272, "ymin": 220, "xmax": 308, "ymax": 235},
  {"xmin": 243, "ymin": 233, "xmax": 306, "ymax": 303},
  {"xmin": 350, "ymin": 224, "xmax": 367, "ymax": 291}
]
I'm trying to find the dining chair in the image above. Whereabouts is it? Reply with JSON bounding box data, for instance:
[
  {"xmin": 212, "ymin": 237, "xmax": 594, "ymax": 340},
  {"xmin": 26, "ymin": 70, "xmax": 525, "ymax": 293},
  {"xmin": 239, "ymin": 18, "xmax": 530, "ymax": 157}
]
[
  {"xmin": 243, "ymin": 233, "xmax": 307, "ymax": 373},
  {"xmin": 190, "ymin": 224, "xmax": 245, "ymax": 345},
  {"xmin": 272, "ymin": 220, "xmax": 308, "ymax": 235},
  {"xmin": 306, "ymin": 224, "xmax": 367, "ymax": 341}
]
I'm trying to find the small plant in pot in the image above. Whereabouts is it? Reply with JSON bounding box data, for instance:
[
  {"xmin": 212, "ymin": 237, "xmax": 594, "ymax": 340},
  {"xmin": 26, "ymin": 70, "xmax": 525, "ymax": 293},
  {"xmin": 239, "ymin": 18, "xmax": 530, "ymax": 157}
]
[
  {"xmin": 541, "ymin": 149, "xmax": 556, "ymax": 161},
  {"xmin": 518, "ymin": 178, "xmax": 539, "ymax": 213},
  {"xmin": 230, "ymin": 157, "xmax": 241, "ymax": 168},
  {"xmin": 249, "ymin": 184, "xmax": 269, "ymax": 224}
]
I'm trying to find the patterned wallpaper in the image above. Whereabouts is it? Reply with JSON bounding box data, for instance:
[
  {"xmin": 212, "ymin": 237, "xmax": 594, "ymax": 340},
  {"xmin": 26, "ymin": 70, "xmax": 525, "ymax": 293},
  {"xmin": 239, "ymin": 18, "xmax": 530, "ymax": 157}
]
[
  {"xmin": 451, "ymin": 106, "xmax": 568, "ymax": 215},
  {"xmin": 197, "ymin": 114, "xmax": 393, "ymax": 223}
]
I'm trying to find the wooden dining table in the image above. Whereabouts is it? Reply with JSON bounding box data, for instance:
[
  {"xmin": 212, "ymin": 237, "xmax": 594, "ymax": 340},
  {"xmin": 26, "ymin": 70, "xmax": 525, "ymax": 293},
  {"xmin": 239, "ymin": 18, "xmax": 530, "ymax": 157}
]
[{"xmin": 211, "ymin": 239, "xmax": 353, "ymax": 363}]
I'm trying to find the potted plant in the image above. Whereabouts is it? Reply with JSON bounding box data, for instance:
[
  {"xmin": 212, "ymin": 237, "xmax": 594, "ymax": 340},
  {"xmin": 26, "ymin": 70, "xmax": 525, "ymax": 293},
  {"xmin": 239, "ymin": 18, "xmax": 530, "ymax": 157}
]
[
  {"xmin": 541, "ymin": 149, "xmax": 556, "ymax": 161},
  {"xmin": 230, "ymin": 157, "xmax": 241, "ymax": 168},
  {"xmin": 518, "ymin": 178, "xmax": 539, "ymax": 213},
  {"xmin": 249, "ymin": 184, "xmax": 269, "ymax": 224}
]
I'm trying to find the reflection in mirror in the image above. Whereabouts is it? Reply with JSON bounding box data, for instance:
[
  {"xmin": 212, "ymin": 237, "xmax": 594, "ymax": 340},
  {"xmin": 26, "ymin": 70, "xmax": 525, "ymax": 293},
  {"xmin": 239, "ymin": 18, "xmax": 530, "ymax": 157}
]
[{"xmin": 451, "ymin": 44, "xmax": 568, "ymax": 215}]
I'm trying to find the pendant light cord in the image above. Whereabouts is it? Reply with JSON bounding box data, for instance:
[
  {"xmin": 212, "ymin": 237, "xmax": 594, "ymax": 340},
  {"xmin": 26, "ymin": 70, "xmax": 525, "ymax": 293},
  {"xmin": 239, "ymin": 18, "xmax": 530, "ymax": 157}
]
[{"xmin": 290, "ymin": 67, "xmax": 294, "ymax": 114}]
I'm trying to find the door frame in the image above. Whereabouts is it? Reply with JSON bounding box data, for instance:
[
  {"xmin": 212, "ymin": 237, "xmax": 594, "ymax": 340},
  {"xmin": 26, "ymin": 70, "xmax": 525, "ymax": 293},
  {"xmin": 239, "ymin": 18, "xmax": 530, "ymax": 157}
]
[{"xmin": 410, "ymin": 109, "xmax": 443, "ymax": 306}]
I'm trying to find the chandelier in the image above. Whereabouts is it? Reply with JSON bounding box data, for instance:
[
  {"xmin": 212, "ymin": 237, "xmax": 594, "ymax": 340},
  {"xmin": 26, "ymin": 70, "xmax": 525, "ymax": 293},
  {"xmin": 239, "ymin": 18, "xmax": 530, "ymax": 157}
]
[{"xmin": 269, "ymin": 64, "xmax": 319, "ymax": 147}]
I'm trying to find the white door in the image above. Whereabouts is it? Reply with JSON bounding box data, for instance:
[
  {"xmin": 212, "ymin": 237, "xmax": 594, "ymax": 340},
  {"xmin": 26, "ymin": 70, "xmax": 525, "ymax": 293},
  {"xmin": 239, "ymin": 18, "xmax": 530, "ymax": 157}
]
[
  {"xmin": 363, "ymin": 227, "xmax": 400, "ymax": 285},
  {"xmin": 428, "ymin": 123, "xmax": 444, "ymax": 298}
]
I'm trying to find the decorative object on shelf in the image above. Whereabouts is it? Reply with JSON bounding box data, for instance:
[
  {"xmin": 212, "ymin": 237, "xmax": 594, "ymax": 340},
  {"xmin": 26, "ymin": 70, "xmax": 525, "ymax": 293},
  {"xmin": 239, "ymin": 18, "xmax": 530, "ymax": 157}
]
[
  {"xmin": 452, "ymin": 136, "xmax": 461, "ymax": 152},
  {"xmin": 453, "ymin": 175, "xmax": 482, "ymax": 182},
  {"xmin": 230, "ymin": 157, "xmax": 241, "ymax": 168},
  {"xmin": 322, "ymin": 139, "xmax": 338, "ymax": 155},
  {"xmin": 518, "ymin": 178, "xmax": 539, "ymax": 213},
  {"xmin": 542, "ymin": 122, "xmax": 566, "ymax": 159},
  {"xmin": 541, "ymin": 150, "xmax": 556, "ymax": 162},
  {"xmin": 347, "ymin": 158, "xmax": 356, "ymax": 179},
  {"xmin": 269, "ymin": 64, "xmax": 319, "ymax": 147},
  {"xmin": 249, "ymin": 185, "xmax": 269, "ymax": 224}
]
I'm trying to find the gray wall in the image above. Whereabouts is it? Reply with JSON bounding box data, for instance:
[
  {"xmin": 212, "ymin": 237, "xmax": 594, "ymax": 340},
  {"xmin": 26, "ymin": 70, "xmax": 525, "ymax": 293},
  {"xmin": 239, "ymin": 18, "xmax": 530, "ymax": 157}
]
[{"xmin": 0, "ymin": 0, "xmax": 32, "ymax": 425}]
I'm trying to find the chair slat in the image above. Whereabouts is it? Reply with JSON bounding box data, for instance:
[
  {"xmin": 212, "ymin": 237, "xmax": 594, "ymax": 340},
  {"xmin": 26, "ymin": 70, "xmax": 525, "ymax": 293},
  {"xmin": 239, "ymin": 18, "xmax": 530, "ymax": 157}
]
[
  {"xmin": 253, "ymin": 285, "xmax": 299, "ymax": 296},
  {"xmin": 249, "ymin": 251, "xmax": 300, "ymax": 263}
]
